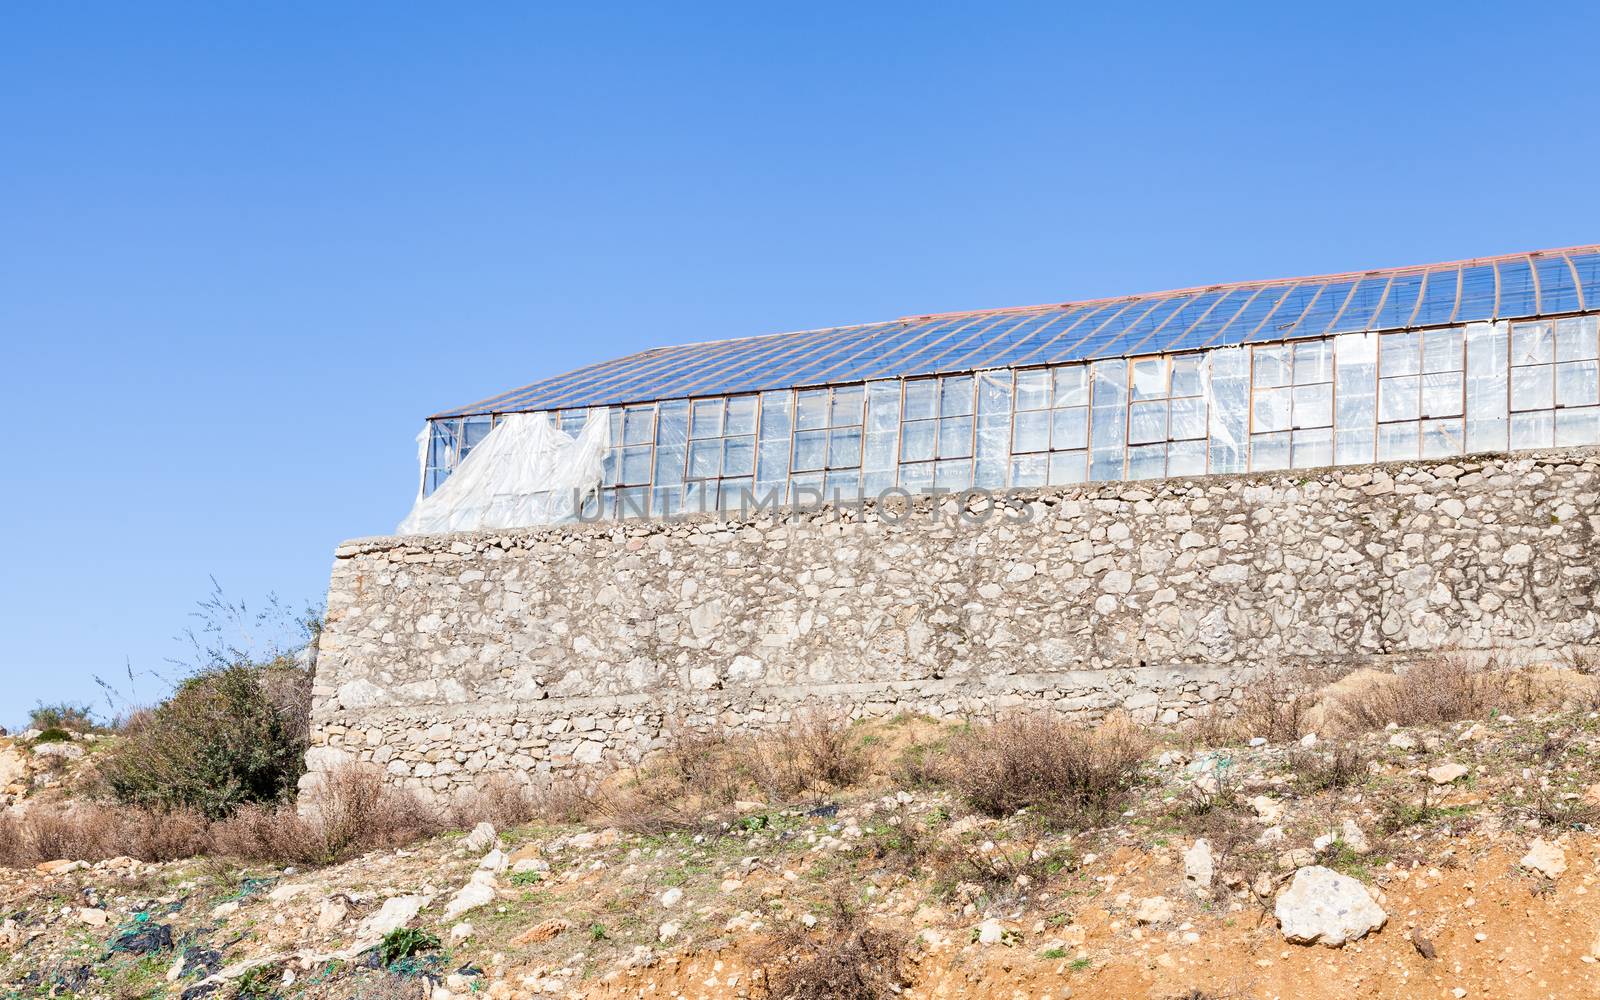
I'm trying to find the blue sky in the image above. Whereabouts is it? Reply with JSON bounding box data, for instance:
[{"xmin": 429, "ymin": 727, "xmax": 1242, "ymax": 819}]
[{"xmin": 3, "ymin": 4, "xmax": 1598, "ymax": 725}]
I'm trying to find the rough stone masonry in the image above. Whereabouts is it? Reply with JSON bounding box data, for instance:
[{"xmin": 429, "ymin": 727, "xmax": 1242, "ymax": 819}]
[{"xmin": 304, "ymin": 448, "xmax": 1600, "ymax": 804}]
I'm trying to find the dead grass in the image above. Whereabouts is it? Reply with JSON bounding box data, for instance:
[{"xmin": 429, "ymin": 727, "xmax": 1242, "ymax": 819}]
[
  {"xmin": 757, "ymin": 889, "xmax": 909, "ymax": 1000},
  {"xmin": 0, "ymin": 767, "xmax": 445, "ymax": 869},
  {"xmin": 1234, "ymin": 666, "xmax": 1326, "ymax": 743},
  {"xmin": 1291, "ymin": 741, "xmax": 1373, "ymax": 792},
  {"xmin": 935, "ymin": 712, "xmax": 1147, "ymax": 830},
  {"xmin": 1335, "ymin": 655, "xmax": 1537, "ymax": 732},
  {"xmin": 600, "ymin": 712, "xmax": 869, "ymax": 834}
]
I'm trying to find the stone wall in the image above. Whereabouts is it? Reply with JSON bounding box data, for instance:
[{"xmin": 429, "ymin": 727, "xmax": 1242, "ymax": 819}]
[{"xmin": 304, "ymin": 449, "xmax": 1600, "ymax": 804}]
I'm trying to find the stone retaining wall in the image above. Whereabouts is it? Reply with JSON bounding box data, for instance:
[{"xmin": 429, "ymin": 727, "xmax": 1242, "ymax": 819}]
[{"xmin": 304, "ymin": 449, "xmax": 1600, "ymax": 804}]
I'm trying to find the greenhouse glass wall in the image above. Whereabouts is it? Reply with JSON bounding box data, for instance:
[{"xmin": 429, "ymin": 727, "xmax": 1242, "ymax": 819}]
[{"xmin": 415, "ymin": 246, "xmax": 1600, "ymax": 525}]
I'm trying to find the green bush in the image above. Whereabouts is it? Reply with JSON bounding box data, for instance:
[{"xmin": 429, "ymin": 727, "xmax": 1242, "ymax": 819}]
[
  {"xmin": 28, "ymin": 702, "xmax": 96, "ymax": 733},
  {"xmin": 31, "ymin": 728, "xmax": 73, "ymax": 745},
  {"xmin": 96, "ymin": 662, "xmax": 311, "ymax": 820},
  {"xmin": 378, "ymin": 927, "xmax": 439, "ymax": 966}
]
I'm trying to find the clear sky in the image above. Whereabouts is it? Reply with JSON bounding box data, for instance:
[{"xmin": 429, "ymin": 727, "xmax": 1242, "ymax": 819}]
[{"xmin": 3, "ymin": 4, "xmax": 1598, "ymax": 726}]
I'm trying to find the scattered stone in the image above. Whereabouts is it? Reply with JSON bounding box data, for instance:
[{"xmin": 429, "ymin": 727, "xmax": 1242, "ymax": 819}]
[
  {"xmin": 1183, "ymin": 839, "xmax": 1214, "ymax": 890},
  {"xmin": 1134, "ymin": 897, "xmax": 1174, "ymax": 925},
  {"xmin": 510, "ymin": 858, "xmax": 549, "ymax": 875},
  {"xmin": 1520, "ymin": 839, "xmax": 1567, "ymax": 879},
  {"xmin": 1410, "ymin": 929, "xmax": 1437, "ymax": 959},
  {"xmin": 1299, "ymin": 733, "xmax": 1318, "ymax": 747},
  {"xmin": 1275, "ymin": 866, "xmax": 1387, "ymax": 947},
  {"xmin": 461, "ymin": 822, "xmax": 497, "ymax": 853},
  {"xmin": 1341, "ymin": 819, "xmax": 1371, "ymax": 854},
  {"xmin": 1388, "ymin": 732, "xmax": 1417, "ymax": 750},
  {"xmin": 443, "ymin": 872, "xmax": 497, "ymax": 920},
  {"xmin": 657, "ymin": 921, "xmax": 680, "ymax": 943},
  {"xmin": 1428, "ymin": 762, "xmax": 1469, "ymax": 785},
  {"xmin": 34, "ymin": 860, "xmax": 87, "ymax": 876},
  {"xmin": 659, "ymin": 887, "xmax": 683, "ymax": 908},
  {"xmin": 210, "ymin": 901, "xmax": 240, "ymax": 919},
  {"xmin": 1277, "ymin": 848, "xmax": 1316, "ymax": 871},
  {"xmin": 77, "ymin": 908, "xmax": 108, "ymax": 928},
  {"xmin": 975, "ymin": 919, "xmax": 1006, "ymax": 945},
  {"xmin": 356, "ymin": 895, "xmax": 432, "ymax": 938},
  {"xmin": 1249, "ymin": 795, "xmax": 1284, "ymax": 824},
  {"xmin": 479, "ymin": 848, "xmax": 507, "ymax": 873},
  {"xmin": 316, "ymin": 897, "xmax": 348, "ymax": 932},
  {"xmin": 449, "ymin": 922, "xmax": 474, "ymax": 944}
]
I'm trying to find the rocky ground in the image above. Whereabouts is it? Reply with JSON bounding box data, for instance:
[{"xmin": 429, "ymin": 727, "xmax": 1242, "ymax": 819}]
[{"xmin": 2, "ymin": 708, "xmax": 1599, "ymax": 1000}]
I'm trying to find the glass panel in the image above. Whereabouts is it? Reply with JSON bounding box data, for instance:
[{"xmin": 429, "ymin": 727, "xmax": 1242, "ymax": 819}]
[
  {"xmin": 1377, "ymin": 422, "xmax": 1419, "ymax": 461},
  {"xmin": 1465, "ymin": 322, "xmax": 1508, "ymax": 453},
  {"xmin": 1252, "ymin": 386, "xmax": 1292, "ymax": 433},
  {"xmin": 1555, "ymin": 406, "xmax": 1600, "ymax": 447},
  {"xmin": 1170, "ymin": 396, "xmax": 1207, "ymax": 439},
  {"xmin": 1127, "ymin": 400, "xmax": 1166, "ymax": 444},
  {"xmin": 1292, "ymin": 340, "xmax": 1332, "ymax": 384},
  {"xmin": 724, "ymin": 396, "xmax": 757, "ymax": 436},
  {"xmin": 939, "ymin": 375, "xmax": 974, "ymax": 416},
  {"xmin": 1012, "ymin": 410, "xmax": 1049, "ymax": 453},
  {"xmin": 652, "ymin": 484, "xmax": 682, "ymax": 517},
  {"xmin": 861, "ymin": 470, "xmax": 895, "ymax": 495},
  {"xmin": 1047, "ymin": 450, "xmax": 1087, "ymax": 485},
  {"xmin": 758, "ymin": 392, "xmax": 792, "ymax": 440},
  {"xmin": 1420, "ymin": 371, "xmax": 1464, "ymax": 418},
  {"xmin": 657, "ymin": 400, "xmax": 691, "ymax": 445},
  {"xmin": 654, "ymin": 444, "xmax": 686, "ymax": 484},
  {"xmin": 900, "ymin": 419, "xmax": 937, "ymax": 463},
  {"xmin": 755, "ymin": 440, "xmax": 789, "ymax": 485},
  {"xmin": 977, "ymin": 370, "xmax": 1013, "ymax": 414},
  {"xmin": 1009, "ymin": 454, "xmax": 1046, "ymax": 488},
  {"xmin": 1053, "ymin": 365, "xmax": 1089, "ymax": 406},
  {"xmin": 823, "ymin": 470, "xmax": 860, "ymax": 499},
  {"xmin": 1127, "ymin": 444, "xmax": 1166, "ymax": 480},
  {"xmin": 796, "ymin": 389, "xmax": 830, "ymax": 430},
  {"xmin": 1422, "ymin": 329, "xmax": 1463, "ymax": 373},
  {"xmin": 828, "ymin": 426, "xmax": 862, "ymax": 468},
  {"xmin": 791, "ymin": 429, "xmax": 827, "ymax": 472},
  {"xmin": 1292, "ymin": 427, "xmax": 1333, "ymax": 468},
  {"xmin": 902, "ymin": 380, "xmax": 937, "ymax": 420},
  {"xmin": 1131, "ymin": 357, "xmax": 1168, "ymax": 400},
  {"xmin": 620, "ymin": 445, "xmax": 652, "ymax": 484},
  {"xmin": 898, "ymin": 461, "xmax": 934, "ymax": 490},
  {"xmin": 1380, "ymin": 332, "xmax": 1420, "ymax": 376},
  {"xmin": 938, "ymin": 415, "xmax": 974, "ymax": 458},
  {"xmin": 1420, "ymin": 418, "xmax": 1463, "ymax": 459},
  {"xmin": 863, "ymin": 430, "xmax": 898, "ymax": 472},
  {"xmin": 1014, "ymin": 369, "xmax": 1050, "ymax": 410},
  {"xmin": 1510, "ymin": 411, "xmax": 1554, "ymax": 449},
  {"xmin": 722, "ymin": 435, "xmax": 755, "ymax": 477},
  {"xmin": 830, "ymin": 385, "xmax": 864, "ymax": 426},
  {"xmin": 691, "ymin": 399, "xmax": 723, "ymax": 438},
  {"xmin": 1291, "ymin": 382, "xmax": 1332, "ymax": 428},
  {"xmin": 1512, "ymin": 322, "xmax": 1554, "ymax": 365},
  {"xmin": 1052, "ymin": 406, "xmax": 1089, "ymax": 449},
  {"xmin": 1089, "ymin": 359, "xmax": 1128, "ymax": 481},
  {"xmin": 1171, "ymin": 355, "xmax": 1205, "ymax": 397},
  {"xmin": 616, "ymin": 486, "xmax": 650, "ymax": 519},
  {"xmin": 1250, "ymin": 432, "xmax": 1290, "ymax": 471},
  {"xmin": 688, "ymin": 439, "xmax": 721, "ymax": 478},
  {"xmin": 1510, "ymin": 365, "xmax": 1553, "ymax": 411},
  {"xmin": 1336, "ymin": 425, "xmax": 1375, "ymax": 465},
  {"xmin": 866, "ymin": 381, "xmax": 901, "ymax": 431},
  {"xmin": 622, "ymin": 406, "xmax": 655, "ymax": 445},
  {"xmin": 1379, "ymin": 376, "xmax": 1421, "ymax": 422},
  {"xmin": 933, "ymin": 459, "xmax": 971, "ymax": 490},
  {"xmin": 1556, "ymin": 316, "xmax": 1599, "ymax": 362},
  {"xmin": 1253, "ymin": 345, "xmax": 1290, "ymax": 387},
  {"xmin": 1168, "ymin": 439, "xmax": 1206, "ymax": 476},
  {"xmin": 1556, "ymin": 361, "xmax": 1600, "ymax": 407},
  {"xmin": 1207, "ymin": 347, "xmax": 1250, "ymax": 473}
]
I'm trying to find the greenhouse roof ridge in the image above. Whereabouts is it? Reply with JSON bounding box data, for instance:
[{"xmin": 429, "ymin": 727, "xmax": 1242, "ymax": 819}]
[{"xmin": 435, "ymin": 243, "xmax": 1600, "ymax": 419}]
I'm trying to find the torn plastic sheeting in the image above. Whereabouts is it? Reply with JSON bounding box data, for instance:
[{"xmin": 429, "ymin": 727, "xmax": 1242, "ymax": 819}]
[{"xmin": 398, "ymin": 410, "xmax": 610, "ymax": 535}]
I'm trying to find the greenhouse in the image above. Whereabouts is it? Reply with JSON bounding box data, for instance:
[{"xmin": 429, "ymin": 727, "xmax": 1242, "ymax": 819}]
[{"xmin": 402, "ymin": 245, "xmax": 1600, "ymax": 532}]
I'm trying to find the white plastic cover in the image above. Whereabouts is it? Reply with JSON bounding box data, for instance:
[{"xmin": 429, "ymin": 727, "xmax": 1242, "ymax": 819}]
[{"xmin": 397, "ymin": 409, "xmax": 610, "ymax": 535}]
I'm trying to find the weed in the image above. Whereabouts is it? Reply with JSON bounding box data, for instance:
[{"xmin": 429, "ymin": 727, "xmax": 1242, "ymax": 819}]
[{"xmin": 378, "ymin": 927, "xmax": 440, "ymax": 967}]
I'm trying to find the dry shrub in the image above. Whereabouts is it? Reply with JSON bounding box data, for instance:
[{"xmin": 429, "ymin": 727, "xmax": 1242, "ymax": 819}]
[
  {"xmin": 937, "ymin": 712, "xmax": 1147, "ymax": 829},
  {"xmin": 213, "ymin": 766, "xmax": 441, "ymax": 866},
  {"xmin": 1234, "ymin": 666, "xmax": 1325, "ymax": 743},
  {"xmin": 603, "ymin": 713, "xmax": 868, "ymax": 834},
  {"xmin": 1183, "ymin": 707, "xmax": 1245, "ymax": 749},
  {"xmin": 758, "ymin": 890, "xmax": 908, "ymax": 1000},
  {"xmin": 1335, "ymin": 655, "xmax": 1535, "ymax": 732},
  {"xmin": 448, "ymin": 775, "xmax": 605, "ymax": 829},
  {"xmin": 1291, "ymin": 741, "xmax": 1373, "ymax": 792},
  {"xmin": 0, "ymin": 804, "xmax": 212, "ymax": 868}
]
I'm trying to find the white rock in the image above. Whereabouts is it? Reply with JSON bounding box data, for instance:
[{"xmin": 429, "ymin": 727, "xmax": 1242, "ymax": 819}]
[
  {"xmin": 659, "ymin": 887, "xmax": 683, "ymax": 908},
  {"xmin": 210, "ymin": 901, "xmax": 240, "ymax": 919},
  {"xmin": 658, "ymin": 921, "xmax": 680, "ymax": 942},
  {"xmin": 479, "ymin": 849, "xmax": 507, "ymax": 873},
  {"xmin": 316, "ymin": 897, "xmax": 348, "ymax": 932},
  {"xmin": 1248, "ymin": 736, "xmax": 1268, "ymax": 747},
  {"xmin": 1274, "ymin": 866, "xmax": 1386, "ymax": 947},
  {"xmin": 1183, "ymin": 839, "xmax": 1214, "ymax": 890},
  {"xmin": 975, "ymin": 919, "xmax": 1006, "ymax": 944},
  {"xmin": 1341, "ymin": 819, "xmax": 1371, "ymax": 854},
  {"xmin": 1299, "ymin": 732, "xmax": 1318, "ymax": 747},
  {"xmin": 78, "ymin": 908, "xmax": 108, "ymax": 928},
  {"xmin": 1519, "ymin": 839, "xmax": 1567, "ymax": 879},
  {"xmin": 1249, "ymin": 795, "xmax": 1285, "ymax": 824},
  {"xmin": 449, "ymin": 921, "xmax": 474, "ymax": 944},
  {"xmin": 461, "ymin": 822, "xmax": 497, "ymax": 853},
  {"xmin": 357, "ymin": 894, "xmax": 433, "ymax": 938},
  {"xmin": 1134, "ymin": 896, "xmax": 1174, "ymax": 924},
  {"xmin": 1388, "ymin": 732, "xmax": 1417, "ymax": 750},
  {"xmin": 1428, "ymin": 762, "xmax": 1469, "ymax": 785},
  {"xmin": 443, "ymin": 871, "xmax": 497, "ymax": 920}
]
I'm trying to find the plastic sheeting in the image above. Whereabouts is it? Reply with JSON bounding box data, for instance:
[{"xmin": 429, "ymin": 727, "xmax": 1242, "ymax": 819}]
[{"xmin": 398, "ymin": 409, "xmax": 610, "ymax": 535}]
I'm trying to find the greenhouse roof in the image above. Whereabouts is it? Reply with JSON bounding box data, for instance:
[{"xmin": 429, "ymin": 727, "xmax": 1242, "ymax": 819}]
[{"xmin": 437, "ymin": 244, "xmax": 1600, "ymax": 418}]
